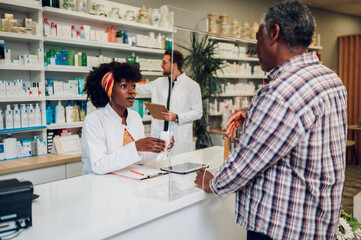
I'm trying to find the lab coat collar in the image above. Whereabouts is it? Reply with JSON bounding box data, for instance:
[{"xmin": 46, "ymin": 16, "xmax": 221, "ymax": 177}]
[
  {"xmin": 168, "ymin": 72, "xmax": 185, "ymax": 83},
  {"xmin": 105, "ymin": 103, "xmax": 128, "ymax": 126}
]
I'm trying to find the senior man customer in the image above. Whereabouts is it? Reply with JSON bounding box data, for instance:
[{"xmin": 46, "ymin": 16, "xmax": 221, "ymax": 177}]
[{"xmin": 195, "ymin": 1, "xmax": 347, "ymax": 240}]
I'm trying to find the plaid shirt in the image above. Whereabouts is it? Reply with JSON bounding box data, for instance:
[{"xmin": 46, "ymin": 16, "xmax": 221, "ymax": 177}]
[{"xmin": 210, "ymin": 52, "xmax": 347, "ymax": 239}]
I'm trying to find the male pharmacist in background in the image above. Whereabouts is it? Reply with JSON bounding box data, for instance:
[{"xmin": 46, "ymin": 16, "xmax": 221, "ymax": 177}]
[
  {"xmin": 136, "ymin": 50, "xmax": 202, "ymax": 155},
  {"xmin": 195, "ymin": 1, "xmax": 347, "ymax": 240}
]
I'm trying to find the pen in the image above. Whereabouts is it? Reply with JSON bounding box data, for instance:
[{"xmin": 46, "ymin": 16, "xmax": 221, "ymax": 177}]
[{"xmin": 130, "ymin": 170, "xmax": 144, "ymax": 176}]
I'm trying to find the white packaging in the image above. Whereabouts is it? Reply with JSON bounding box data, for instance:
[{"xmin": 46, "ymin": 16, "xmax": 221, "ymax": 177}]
[
  {"xmin": 5, "ymin": 104, "xmax": 13, "ymax": 129},
  {"xmin": 17, "ymin": 141, "xmax": 24, "ymax": 158},
  {"xmin": 95, "ymin": 30, "xmax": 102, "ymax": 42},
  {"xmin": 0, "ymin": 81, "xmax": 5, "ymax": 98},
  {"xmin": 0, "ymin": 143, "xmax": 4, "ymax": 161},
  {"xmin": 74, "ymin": 53, "xmax": 78, "ymax": 66},
  {"xmin": 4, "ymin": 49, "xmax": 11, "ymax": 60},
  {"xmin": 0, "ymin": 108, "xmax": 4, "ymax": 130},
  {"xmin": 6, "ymin": 82, "xmax": 13, "ymax": 97},
  {"xmin": 83, "ymin": 25, "xmax": 90, "ymax": 40},
  {"xmin": 57, "ymin": 24, "xmax": 63, "ymax": 37},
  {"xmin": 53, "ymin": 81, "xmax": 63, "ymax": 95},
  {"xmin": 90, "ymin": 30, "xmax": 96, "ymax": 41},
  {"xmin": 21, "ymin": 139, "xmax": 32, "ymax": 157},
  {"xmin": 35, "ymin": 103, "xmax": 42, "ymax": 126},
  {"xmin": 13, "ymin": 104, "xmax": 21, "ymax": 128},
  {"xmin": 37, "ymin": 48, "xmax": 44, "ymax": 63},
  {"xmin": 29, "ymin": 87, "xmax": 39, "ymax": 96},
  {"xmin": 66, "ymin": 105, "xmax": 73, "ymax": 123},
  {"xmin": 4, "ymin": 136, "xmax": 17, "ymax": 160},
  {"xmin": 20, "ymin": 104, "xmax": 29, "ymax": 128},
  {"xmin": 157, "ymin": 130, "xmax": 173, "ymax": 161},
  {"xmin": 27, "ymin": 104, "xmax": 35, "ymax": 127},
  {"xmin": 55, "ymin": 101, "xmax": 65, "ymax": 123}
]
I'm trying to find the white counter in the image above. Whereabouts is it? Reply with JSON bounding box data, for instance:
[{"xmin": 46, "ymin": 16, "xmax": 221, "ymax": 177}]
[{"xmin": 14, "ymin": 147, "xmax": 247, "ymax": 240}]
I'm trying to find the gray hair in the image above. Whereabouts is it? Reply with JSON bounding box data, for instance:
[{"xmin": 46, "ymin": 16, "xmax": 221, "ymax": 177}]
[{"xmin": 261, "ymin": 1, "xmax": 315, "ymax": 52}]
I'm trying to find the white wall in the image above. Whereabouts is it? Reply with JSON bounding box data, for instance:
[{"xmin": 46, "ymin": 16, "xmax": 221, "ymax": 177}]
[{"xmin": 112, "ymin": 0, "xmax": 361, "ymax": 72}]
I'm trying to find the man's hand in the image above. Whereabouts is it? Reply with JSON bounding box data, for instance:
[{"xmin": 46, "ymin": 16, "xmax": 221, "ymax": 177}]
[
  {"xmin": 194, "ymin": 168, "xmax": 214, "ymax": 193},
  {"xmin": 161, "ymin": 111, "xmax": 177, "ymax": 122},
  {"xmin": 167, "ymin": 136, "xmax": 175, "ymax": 152},
  {"xmin": 135, "ymin": 137, "xmax": 166, "ymax": 153},
  {"xmin": 226, "ymin": 108, "xmax": 247, "ymax": 140}
]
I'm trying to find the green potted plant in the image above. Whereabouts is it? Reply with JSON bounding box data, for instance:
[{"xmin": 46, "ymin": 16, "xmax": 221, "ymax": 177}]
[{"xmin": 179, "ymin": 32, "xmax": 224, "ymax": 148}]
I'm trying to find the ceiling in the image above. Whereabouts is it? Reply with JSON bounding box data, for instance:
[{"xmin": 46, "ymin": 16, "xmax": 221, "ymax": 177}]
[{"xmin": 300, "ymin": 0, "xmax": 361, "ymax": 17}]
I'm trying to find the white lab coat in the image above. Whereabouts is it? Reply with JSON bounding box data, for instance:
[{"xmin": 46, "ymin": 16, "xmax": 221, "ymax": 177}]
[
  {"xmin": 82, "ymin": 103, "xmax": 157, "ymax": 175},
  {"xmin": 136, "ymin": 73, "xmax": 202, "ymax": 155}
]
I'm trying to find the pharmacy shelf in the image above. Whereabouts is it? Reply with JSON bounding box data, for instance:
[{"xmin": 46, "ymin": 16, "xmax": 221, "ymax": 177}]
[
  {"xmin": 0, "ymin": 97, "xmax": 45, "ymax": 102},
  {"xmin": 45, "ymin": 66, "xmax": 162, "ymax": 76},
  {"xmin": 209, "ymin": 35, "xmax": 257, "ymax": 44},
  {"xmin": 46, "ymin": 95, "xmax": 87, "ymax": 101},
  {"xmin": 45, "ymin": 66, "xmax": 92, "ymax": 73},
  {"xmin": 140, "ymin": 71, "xmax": 162, "ymax": 76},
  {"xmin": 0, "ymin": 65, "xmax": 44, "ymax": 71},
  {"xmin": 308, "ymin": 45, "xmax": 323, "ymax": 50},
  {"xmin": 136, "ymin": 94, "xmax": 151, "ymax": 99},
  {"xmin": 0, "ymin": 32, "xmax": 42, "ymax": 42},
  {"xmin": 0, "ymin": 126, "xmax": 47, "ymax": 135},
  {"xmin": 214, "ymin": 56, "xmax": 259, "ymax": 62},
  {"xmin": 208, "ymin": 113, "xmax": 222, "ymax": 117},
  {"xmin": 142, "ymin": 116, "xmax": 152, "ymax": 122},
  {"xmin": 47, "ymin": 122, "xmax": 83, "ymax": 130},
  {"xmin": 0, "ymin": 0, "xmax": 42, "ymax": 12},
  {"xmin": 44, "ymin": 37, "xmax": 164, "ymax": 54},
  {"xmin": 215, "ymin": 74, "xmax": 266, "ymax": 79},
  {"xmin": 42, "ymin": 7, "xmax": 174, "ymax": 34},
  {"xmin": 212, "ymin": 92, "xmax": 255, "ymax": 97}
]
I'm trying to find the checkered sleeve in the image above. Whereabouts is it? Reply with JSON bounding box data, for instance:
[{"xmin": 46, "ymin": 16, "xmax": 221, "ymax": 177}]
[{"xmin": 210, "ymin": 93, "xmax": 306, "ymax": 196}]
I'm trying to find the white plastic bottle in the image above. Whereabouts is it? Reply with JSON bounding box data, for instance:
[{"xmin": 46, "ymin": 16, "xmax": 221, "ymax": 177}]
[
  {"xmin": 0, "ymin": 108, "xmax": 4, "ymax": 130},
  {"xmin": 35, "ymin": 103, "xmax": 42, "ymax": 126},
  {"xmin": 28, "ymin": 104, "xmax": 35, "ymax": 127},
  {"xmin": 50, "ymin": 22, "xmax": 56, "ymax": 37},
  {"xmin": 13, "ymin": 104, "xmax": 21, "ymax": 128},
  {"xmin": 55, "ymin": 101, "xmax": 65, "ymax": 123},
  {"xmin": 65, "ymin": 100, "xmax": 73, "ymax": 123},
  {"xmin": 20, "ymin": 104, "xmax": 29, "ymax": 128},
  {"xmin": 71, "ymin": 25, "xmax": 76, "ymax": 38},
  {"xmin": 43, "ymin": 18, "xmax": 51, "ymax": 37},
  {"xmin": 5, "ymin": 104, "xmax": 13, "ymax": 129}
]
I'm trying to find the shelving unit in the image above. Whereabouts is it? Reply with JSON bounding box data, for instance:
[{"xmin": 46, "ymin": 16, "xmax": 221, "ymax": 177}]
[
  {"xmin": 42, "ymin": 6, "xmax": 173, "ymax": 34},
  {"xmin": 215, "ymin": 74, "xmax": 266, "ymax": 79},
  {"xmin": 0, "ymin": 0, "xmax": 171, "ymax": 164},
  {"xmin": 0, "ymin": 65, "xmax": 44, "ymax": 71},
  {"xmin": 46, "ymin": 95, "xmax": 87, "ymax": 101},
  {"xmin": 44, "ymin": 37, "xmax": 165, "ymax": 54},
  {"xmin": 0, "ymin": 32, "xmax": 42, "ymax": 41}
]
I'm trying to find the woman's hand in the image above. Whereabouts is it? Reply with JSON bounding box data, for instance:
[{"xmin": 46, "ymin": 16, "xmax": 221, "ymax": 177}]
[
  {"xmin": 135, "ymin": 137, "xmax": 166, "ymax": 153},
  {"xmin": 226, "ymin": 108, "xmax": 247, "ymax": 140}
]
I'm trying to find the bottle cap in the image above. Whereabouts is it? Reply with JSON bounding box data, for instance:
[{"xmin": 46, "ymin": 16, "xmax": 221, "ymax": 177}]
[
  {"xmin": 72, "ymin": 25, "xmax": 75, "ymax": 30},
  {"xmin": 51, "ymin": 22, "xmax": 55, "ymax": 27},
  {"xmin": 81, "ymin": 26, "xmax": 84, "ymax": 30},
  {"xmin": 44, "ymin": 18, "xmax": 48, "ymax": 23}
]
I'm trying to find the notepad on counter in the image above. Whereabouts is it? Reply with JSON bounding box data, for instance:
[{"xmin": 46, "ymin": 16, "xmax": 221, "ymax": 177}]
[{"xmin": 110, "ymin": 164, "xmax": 167, "ymax": 180}]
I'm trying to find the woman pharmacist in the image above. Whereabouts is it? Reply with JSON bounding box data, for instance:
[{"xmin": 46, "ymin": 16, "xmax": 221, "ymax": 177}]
[{"xmin": 82, "ymin": 62, "xmax": 171, "ymax": 174}]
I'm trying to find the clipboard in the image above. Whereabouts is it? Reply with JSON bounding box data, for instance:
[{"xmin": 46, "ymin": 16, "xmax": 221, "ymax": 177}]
[{"xmin": 144, "ymin": 103, "xmax": 168, "ymax": 120}]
